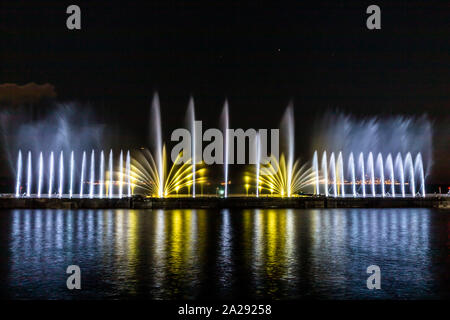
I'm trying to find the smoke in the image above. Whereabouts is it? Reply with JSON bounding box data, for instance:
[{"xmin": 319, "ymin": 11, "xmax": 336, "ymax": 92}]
[
  {"xmin": 1, "ymin": 102, "xmax": 105, "ymax": 177},
  {"xmin": 311, "ymin": 111, "xmax": 433, "ymax": 177}
]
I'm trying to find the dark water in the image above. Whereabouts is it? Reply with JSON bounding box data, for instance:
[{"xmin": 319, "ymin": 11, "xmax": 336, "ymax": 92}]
[{"xmin": 0, "ymin": 208, "xmax": 448, "ymax": 300}]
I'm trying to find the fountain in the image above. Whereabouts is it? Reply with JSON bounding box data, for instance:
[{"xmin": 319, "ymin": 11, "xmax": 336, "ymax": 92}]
[
  {"xmin": 99, "ymin": 151, "xmax": 105, "ymax": 198},
  {"xmin": 329, "ymin": 152, "xmax": 337, "ymax": 197},
  {"xmin": 312, "ymin": 151, "xmax": 320, "ymax": 195},
  {"xmin": 48, "ymin": 151, "xmax": 54, "ymax": 198},
  {"xmin": 321, "ymin": 151, "xmax": 329, "ymax": 196},
  {"xmin": 89, "ymin": 150, "xmax": 95, "ymax": 199},
  {"xmin": 313, "ymin": 150, "xmax": 425, "ymax": 198},
  {"xmin": 108, "ymin": 149, "xmax": 113, "ymax": 198},
  {"xmin": 37, "ymin": 152, "xmax": 43, "ymax": 198},
  {"xmin": 187, "ymin": 98, "xmax": 196, "ymax": 198},
  {"xmin": 69, "ymin": 151, "xmax": 74, "ymax": 198},
  {"xmin": 58, "ymin": 151, "xmax": 64, "ymax": 198},
  {"xmin": 15, "ymin": 150, "xmax": 22, "ymax": 197},
  {"xmin": 150, "ymin": 93, "xmax": 164, "ymax": 198},
  {"xmin": 221, "ymin": 101, "xmax": 229, "ymax": 197},
  {"xmin": 119, "ymin": 150, "xmax": 123, "ymax": 198},
  {"xmin": 27, "ymin": 151, "xmax": 32, "ymax": 197},
  {"xmin": 80, "ymin": 151, "xmax": 86, "ymax": 197},
  {"xmin": 348, "ymin": 152, "xmax": 356, "ymax": 197}
]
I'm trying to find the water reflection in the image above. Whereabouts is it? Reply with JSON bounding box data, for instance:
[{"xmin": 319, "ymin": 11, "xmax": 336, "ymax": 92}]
[{"xmin": 4, "ymin": 208, "xmax": 448, "ymax": 299}]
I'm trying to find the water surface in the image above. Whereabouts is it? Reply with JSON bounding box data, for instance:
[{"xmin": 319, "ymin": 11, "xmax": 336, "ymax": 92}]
[{"xmin": 0, "ymin": 208, "xmax": 447, "ymax": 299}]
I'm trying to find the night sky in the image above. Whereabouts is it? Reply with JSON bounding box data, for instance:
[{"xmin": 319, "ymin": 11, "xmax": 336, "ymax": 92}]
[{"xmin": 0, "ymin": 1, "xmax": 448, "ymax": 185}]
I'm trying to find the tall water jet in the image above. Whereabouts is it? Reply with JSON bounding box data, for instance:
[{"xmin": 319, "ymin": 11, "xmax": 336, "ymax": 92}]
[
  {"xmin": 255, "ymin": 133, "xmax": 261, "ymax": 197},
  {"xmin": 58, "ymin": 151, "xmax": 64, "ymax": 198},
  {"xmin": 312, "ymin": 151, "xmax": 320, "ymax": 195},
  {"xmin": 221, "ymin": 101, "xmax": 229, "ymax": 197},
  {"xmin": 99, "ymin": 150, "xmax": 105, "ymax": 198},
  {"xmin": 186, "ymin": 98, "xmax": 196, "ymax": 198},
  {"xmin": 348, "ymin": 152, "xmax": 356, "ymax": 197},
  {"xmin": 329, "ymin": 152, "xmax": 337, "ymax": 197},
  {"xmin": 150, "ymin": 93, "xmax": 164, "ymax": 198},
  {"xmin": 108, "ymin": 149, "xmax": 113, "ymax": 198},
  {"xmin": 337, "ymin": 152, "xmax": 345, "ymax": 197},
  {"xmin": 376, "ymin": 153, "xmax": 385, "ymax": 197},
  {"xmin": 358, "ymin": 152, "xmax": 366, "ymax": 197},
  {"xmin": 119, "ymin": 150, "xmax": 123, "ymax": 198},
  {"xmin": 48, "ymin": 151, "xmax": 54, "ymax": 198},
  {"xmin": 415, "ymin": 153, "xmax": 425, "ymax": 197},
  {"xmin": 27, "ymin": 151, "xmax": 32, "ymax": 197},
  {"xmin": 281, "ymin": 105, "xmax": 294, "ymax": 197},
  {"xmin": 321, "ymin": 151, "xmax": 329, "ymax": 196},
  {"xmin": 126, "ymin": 150, "xmax": 131, "ymax": 197},
  {"xmin": 89, "ymin": 150, "xmax": 95, "ymax": 199},
  {"xmin": 69, "ymin": 151, "xmax": 74, "ymax": 198},
  {"xmin": 80, "ymin": 151, "xmax": 86, "ymax": 197},
  {"xmin": 15, "ymin": 150, "xmax": 22, "ymax": 197},
  {"xmin": 367, "ymin": 152, "xmax": 375, "ymax": 197},
  {"xmin": 37, "ymin": 152, "xmax": 43, "ymax": 198},
  {"xmin": 405, "ymin": 152, "xmax": 415, "ymax": 197},
  {"xmin": 386, "ymin": 153, "xmax": 395, "ymax": 197},
  {"xmin": 395, "ymin": 153, "xmax": 405, "ymax": 197}
]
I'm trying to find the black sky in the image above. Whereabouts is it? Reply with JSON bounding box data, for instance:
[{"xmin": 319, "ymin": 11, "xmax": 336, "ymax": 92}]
[{"xmin": 0, "ymin": 0, "xmax": 449, "ymax": 183}]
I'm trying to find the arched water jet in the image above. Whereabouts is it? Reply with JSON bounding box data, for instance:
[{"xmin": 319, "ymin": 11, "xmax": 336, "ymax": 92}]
[
  {"xmin": 348, "ymin": 152, "xmax": 356, "ymax": 197},
  {"xmin": 415, "ymin": 153, "xmax": 425, "ymax": 197},
  {"xmin": 337, "ymin": 152, "xmax": 345, "ymax": 197},
  {"xmin": 329, "ymin": 152, "xmax": 337, "ymax": 197},
  {"xmin": 395, "ymin": 153, "xmax": 405, "ymax": 197},
  {"xmin": 376, "ymin": 153, "xmax": 385, "ymax": 197},
  {"xmin": 405, "ymin": 152, "xmax": 415, "ymax": 197},
  {"xmin": 58, "ymin": 151, "xmax": 64, "ymax": 198},
  {"xmin": 386, "ymin": 153, "xmax": 395, "ymax": 197},
  {"xmin": 312, "ymin": 150, "xmax": 320, "ymax": 195},
  {"xmin": 358, "ymin": 152, "xmax": 366, "ymax": 197},
  {"xmin": 89, "ymin": 150, "xmax": 95, "ymax": 199},
  {"xmin": 15, "ymin": 150, "xmax": 22, "ymax": 197},
  {"xmin": 37, "ymin": 152, "xmax": 43, "ymax": 198},
  {"xmin": 367, "ymin": 152, "xmax": 375, "ymax": 197},
  {"xmin": 48, "ymin": 151, "xmax": 54, "ymax": 198},
  {"xmin": 321, "ymin": 151, "xmax": 329, "ymax": 196}
]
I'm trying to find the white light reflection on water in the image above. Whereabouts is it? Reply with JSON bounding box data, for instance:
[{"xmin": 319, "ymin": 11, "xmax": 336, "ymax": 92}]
[{"xmin": 5, "ymin": 208, "xmax": 445, "ymax": 300}]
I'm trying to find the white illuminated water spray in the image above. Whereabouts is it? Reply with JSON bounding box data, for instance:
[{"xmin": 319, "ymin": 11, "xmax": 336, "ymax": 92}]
[
  {"xmin": 119, "ymin": 150, "xmax": 123, "ymax": 198},
  {"xmin": 15, "ymin": 150, "xmax": 22, "ymax": 197},
  {"xmin": 69, "ymin": 151, "xmax": 74, "ymax": 198},
  {"xmin": 312, "ymin": 151, "xmax": 320, "ymax": 195},
  {"xmin": 367, "ymin": 152, "xmax": 375, "ymax": 197},
  {"xmin": 386, "ymin": 153, "xmax": 395, "ymax": 197},
  {"xmin": 108, "ymin": 149, "xmax": 113, "ymax": 198},
  {"xmin": 329, "ymin": 152, "xmax": 337, "ymax": 197},
  {"xmin": 27, "ymin": 151, "xmax": 32, "ymax": 197},
  {"xmin": 37, "ymin": 152, "xmax": 43, "ymax": 198},
  {"xmin": 348, "ymin": 152, "xmax": 356, "ymax": 197},
  {"xmin": 321, "ymin": 151, "xmax": 328, "ymax": 196},
  {"xmin": 337, "ymin": 152, "xmax": 345, "ymax": 197},
  {"xmin": 376, "ymin": 153, "xmax": 385, "ymax": 197},
  {"xmin": 188, "ymin": 98, "xmax": 196, "ymax": 198},
  {"xmin": 89, "ymin": 150, "xmax": 95, "ymax": 199},
  {"xmin": 221, "ymin": 101, "xmax": 229, "ymax": 198},
  {"xmin": 80, "ymin": 151, "xmax": 86, "ymax": 197},
  {"xmin": 48, "ymin": 151, "xmax": 54, "ymax": 198},
  {"xmin": 58, "ymin": 151, "xmax": 64, "ymax": 198},
  {"xmin": 359, "ymin": 152, "xmax": 366, "ymax": 197},
  {"xmin": 99, "ymin": 150, "xmax": 104, "ymax": 198},
  {"xmin": 126, "ymin": 150, "xmax": 131, "ymax": 197}
]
